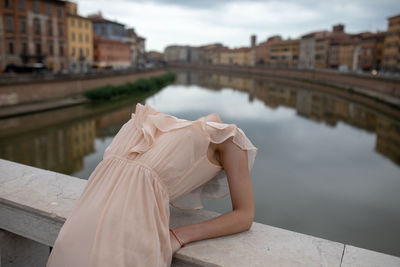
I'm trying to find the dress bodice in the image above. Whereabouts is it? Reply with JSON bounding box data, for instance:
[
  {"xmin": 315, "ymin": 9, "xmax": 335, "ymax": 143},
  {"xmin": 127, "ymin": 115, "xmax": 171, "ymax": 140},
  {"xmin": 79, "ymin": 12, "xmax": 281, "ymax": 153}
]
[{"xmin": 103, "ymin": 103, "xmax": 258, "ymax": 211}]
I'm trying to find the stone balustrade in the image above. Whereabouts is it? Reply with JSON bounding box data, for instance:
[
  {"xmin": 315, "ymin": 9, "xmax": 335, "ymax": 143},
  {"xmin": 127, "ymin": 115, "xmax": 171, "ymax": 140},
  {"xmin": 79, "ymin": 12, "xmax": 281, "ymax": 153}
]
[{"xmin": 1, "ymin": 158, "xmax": 399, "ymax": 267}]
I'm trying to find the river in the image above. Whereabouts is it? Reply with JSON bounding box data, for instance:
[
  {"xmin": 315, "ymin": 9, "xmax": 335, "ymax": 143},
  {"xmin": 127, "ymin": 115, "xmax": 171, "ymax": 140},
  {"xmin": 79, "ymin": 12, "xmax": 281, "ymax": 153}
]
[{"xmin": 1, "ymin": 70, "xmax": 399, "ymax": 256}]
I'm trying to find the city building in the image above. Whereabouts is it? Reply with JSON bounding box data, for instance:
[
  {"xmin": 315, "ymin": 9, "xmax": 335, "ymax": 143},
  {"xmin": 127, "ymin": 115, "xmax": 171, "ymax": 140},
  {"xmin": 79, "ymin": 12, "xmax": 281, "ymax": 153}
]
[
  {"xmin": 299, "ymin": 31, "xmax": 330, "ymax": 69},
  {"xmin": 352, "ymin": 32, "xmax": 385, "ymax": 71},
  {"xmin": 88, "ymin": 11, "xmax": 126, "ymax": 41},
  {"xmin": 126, "ymin": 28, "xmax": 146, "ymax": 69},
  {"xmin": 164, "ymin": 45, "xmax": 190, "ymax": 62},
  {"xmin": 66, "ymin": 1, "xmax": 93, "ymax": 73},
  {"xmin": 0, "ymin": 0, "xmax": 68, "ymax": 73},
  {"xmin": 88, "ymin": 12, "xmax": 132, "ymax": 69},
  {"xmin": 382, "ymin": 14, "xmax": 400, "ymax": 72},
  {"xmin": 92, "ymin": 35, "xmax": 130, "ymax": 69},
  {"xmin": 338, "ymin": 36, "xmax": 360, "ymax": 71},
  {"xmin": 268, "ymin": 38, "xmax": 299, "ymax": 68},
  {"xmin": 146, "ymin": 50, "xmax": 163, "ymax": 66},
  {"xmin": 219, "ymin": 47, "xmax": 251, "ymax": 65},
  {"xmin": 299, "ymin": 24, "xmax": 361, "ymax": 70},
  {"xmin": 326, "ymin": 24, "xmax": 351, "ymax": 69},
  {"xmin": 208, "ymin": 45, "xmax": 229, "ymax": 65},
  {"xmin": 255, "ymin": 35, "xmax": 282, "ymax": 66}
]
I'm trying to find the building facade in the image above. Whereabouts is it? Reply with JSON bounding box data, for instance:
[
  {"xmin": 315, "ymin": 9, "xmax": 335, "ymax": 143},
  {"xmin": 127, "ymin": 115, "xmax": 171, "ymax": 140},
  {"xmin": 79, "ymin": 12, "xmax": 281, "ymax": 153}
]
[
  {"xmin": 93, "ymin": 35, "xmax": 130, "ymax": 69},
  {"xmin": 299, "ymin": 31, "xmax": 330, "ymax": 69},
  {"xmin": 164, "ymin": 45, "xmax": 189, "ymax": 62},
  {"xmin": 88, "ymin": 12, "xmax": 126, "ymax": 41},
  {"xmin": 269, "ymin": 38, "xmax": 299, "ymax": 68},
  {"xmin": 0, "ymin": 0, "xmax": 68, "ymax": 73},
  {"xmin": 354, "ymin": 32, "xmax": 385, "ymax": 71},
  {"xmin": 66, "ymin": 1, "xmax": 93, "ymax": 73},
  {"xmin": 88, "ymin": 12, "xmax": 135, "ymax": 70},
  {"xmin": 220, "ymin": 47, "xmax": 251, "ymax": 66},
  {"xmin": 382, "ymin": 14, "xmax": 400, "ymax": 72},
  {"xmin": 255, "ymin": 35, "xmax": 281, "ymax": 66}
]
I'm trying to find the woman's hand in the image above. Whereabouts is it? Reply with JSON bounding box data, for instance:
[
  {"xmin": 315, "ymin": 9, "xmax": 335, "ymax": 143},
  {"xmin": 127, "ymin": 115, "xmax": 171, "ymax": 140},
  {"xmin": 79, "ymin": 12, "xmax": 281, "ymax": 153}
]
[{"xmin": 169, "ymin": 230, "xmax": 182, "ymax": 255}]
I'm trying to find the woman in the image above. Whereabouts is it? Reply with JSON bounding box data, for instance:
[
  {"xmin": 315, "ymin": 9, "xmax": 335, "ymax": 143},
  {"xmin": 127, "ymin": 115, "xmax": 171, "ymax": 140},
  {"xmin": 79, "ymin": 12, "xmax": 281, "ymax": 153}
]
[{"xmin": 47, "ymin": 102, "xmax": 258, "ymax": 267}]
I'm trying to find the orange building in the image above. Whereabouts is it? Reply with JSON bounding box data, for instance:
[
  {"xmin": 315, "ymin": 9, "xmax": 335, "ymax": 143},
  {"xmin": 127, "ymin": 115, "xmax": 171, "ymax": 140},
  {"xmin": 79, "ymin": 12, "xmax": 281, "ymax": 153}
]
[
  {"xmin": 255, "ymin": 35, "xmax": 282, "ymax": 66},
  {"xmin": 93, "ymin": 35, "xmax": 130, "ymax": 69},
  {"xmin": 0, "ymin": 0, "xmax": 68, "ymax": 73},
  {"xmin": 356, "ymin": 32, "xmax": 385, "ymax": 71},
  {"xmin": 383, "ymin": 14, "xmax": 400, "ymax": 72}
]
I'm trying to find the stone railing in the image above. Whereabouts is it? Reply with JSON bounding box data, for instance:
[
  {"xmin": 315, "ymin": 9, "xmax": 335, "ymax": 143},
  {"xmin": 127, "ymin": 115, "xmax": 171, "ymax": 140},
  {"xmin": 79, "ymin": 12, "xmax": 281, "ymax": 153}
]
[{"xmin": 1, "ymin": 158, "xmax": 399, "ymax": 267}]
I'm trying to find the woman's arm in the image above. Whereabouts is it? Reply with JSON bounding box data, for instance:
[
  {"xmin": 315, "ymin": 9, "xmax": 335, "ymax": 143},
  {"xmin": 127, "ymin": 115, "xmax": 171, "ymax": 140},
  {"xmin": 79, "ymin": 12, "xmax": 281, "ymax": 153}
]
[{"xmin": 170, "ymin": 136, "xmax": 255, "ymax": 253}]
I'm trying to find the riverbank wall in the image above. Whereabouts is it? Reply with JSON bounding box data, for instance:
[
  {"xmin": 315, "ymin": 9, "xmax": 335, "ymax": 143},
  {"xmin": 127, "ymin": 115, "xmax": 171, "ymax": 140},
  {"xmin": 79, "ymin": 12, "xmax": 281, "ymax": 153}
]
[
  {"xmin": 0, "ymin": 69, "xmax": 166, "ymax": 107},
  {"xmin": 168, "ymin": 63, "xmax": 400, "ymax": 106}
]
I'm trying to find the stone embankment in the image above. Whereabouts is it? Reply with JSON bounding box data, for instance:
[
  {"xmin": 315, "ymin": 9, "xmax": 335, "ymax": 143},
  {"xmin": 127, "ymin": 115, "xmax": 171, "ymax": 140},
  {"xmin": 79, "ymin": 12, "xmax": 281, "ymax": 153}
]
[
  {"xmin": 0, "ymin": 69, "xmax": 167, "ymax": 108},
  {"xmin": 1, "ymin": 159, "xmax": 400, "ymax": 267},
  {"xmin": 169, "ymin": 63, "xmax": 400, "ymax": 107}
]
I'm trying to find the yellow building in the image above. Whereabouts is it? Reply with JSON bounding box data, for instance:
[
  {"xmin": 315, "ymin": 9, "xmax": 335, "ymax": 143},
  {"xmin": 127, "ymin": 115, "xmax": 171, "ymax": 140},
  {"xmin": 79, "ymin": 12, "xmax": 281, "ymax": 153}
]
[
  {"xmin": 269, "ymin": 39, "xmax": 299, "ymax": 67},
  {"xmin": 338, "ymin": 40, "xmax": 356, "ymax": 70},
  {"xmin": 66, "ymin": 1, "xmax": 93, "ymax": 73},
  {"xmin": 383, "ymin": 14, "xmax": 400, "ymax": 72},
  {"xmin": 220, "ymin": 47, "xmax": 251, "ymax": 66}
]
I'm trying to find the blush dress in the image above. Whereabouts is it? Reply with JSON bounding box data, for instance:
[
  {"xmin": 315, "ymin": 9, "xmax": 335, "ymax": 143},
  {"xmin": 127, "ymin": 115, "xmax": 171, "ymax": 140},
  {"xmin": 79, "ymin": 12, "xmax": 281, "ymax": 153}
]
[{"xmin": 46, "ymin": 102, "xmax": 258, "ymax": 267}]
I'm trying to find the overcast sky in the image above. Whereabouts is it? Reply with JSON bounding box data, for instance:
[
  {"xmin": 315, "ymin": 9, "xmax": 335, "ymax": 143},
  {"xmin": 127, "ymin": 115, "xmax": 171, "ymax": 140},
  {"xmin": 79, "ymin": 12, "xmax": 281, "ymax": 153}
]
[{"xmin": 76, "ymin": 0, "xmax": 399, "ymax": 52}]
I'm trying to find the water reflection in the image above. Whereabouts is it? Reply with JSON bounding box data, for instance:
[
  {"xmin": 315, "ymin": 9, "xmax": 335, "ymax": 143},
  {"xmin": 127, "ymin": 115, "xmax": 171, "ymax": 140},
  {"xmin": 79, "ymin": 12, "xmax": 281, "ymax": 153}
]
[
  {"xmin": 175, "ymin": 70, "xmax": 400, "ymax": 166},
  {"xmin": 0, "ymin": 70, "xmax": 399, "ymax": 256},
  {"xmin": 0, "ymin": 119, "xmax": 95, "ymax": 174}
]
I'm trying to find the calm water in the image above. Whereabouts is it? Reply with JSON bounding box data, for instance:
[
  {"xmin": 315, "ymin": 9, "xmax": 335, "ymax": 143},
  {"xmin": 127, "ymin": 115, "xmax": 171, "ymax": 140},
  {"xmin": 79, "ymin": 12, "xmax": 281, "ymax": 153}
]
[{"xmin": 1, "ymin": 70, "xmax": 399, "ymax": 256}]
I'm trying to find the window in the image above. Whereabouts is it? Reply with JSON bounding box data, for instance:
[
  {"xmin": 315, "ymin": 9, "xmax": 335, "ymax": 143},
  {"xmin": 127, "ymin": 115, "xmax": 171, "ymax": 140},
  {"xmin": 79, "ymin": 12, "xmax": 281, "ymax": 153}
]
[
  {"xmin": 19, "ymin": 17, "xmax": 26, "ymax": 33},
  {"xmin": 5, "ymin": 0, "xmax": 11, "ymax": 8},
  {"xmin": 47, "ymin": 4, "xmax": 51, "ymax": 15},
  {"xmin": 86, "ymin": 34, "xmax": 89, "ymax": 42},
  {"xmin": 86, "ymin": 48, "xmax": 89, "ymax": 56},
  {"xmin": 79, "ymin": 48, "xmax": 83, "ymax": 58},
  {"xmin": 35, "ymin": 42, "xmax": 41, "ymax": 55},
  {"xmin": 72, "ymin": 32, "xmax": 75, "ymax": 41},
  {"xmin": 79, "ymin": 33, "xmax": 82, "ymax": 42},
  {"xmin": 6, "ymin": 16, "xmax": 13, "ymax": 32},
  {"xmin": 58, "ymin": 6, "xmax": 63, "ymax": 17},
  {"xmin": 72, "ymin": 47, "xmax": 75, "ymax": 56},
  {"xmin": 34, "ymin": 18, "xmax": 40, "ymax": 34},
  {"xmin": 21, "ymin": 41, "xmax": 27, "ymax": 54},
  {"xmin": 101, "ymin": 25, "xmax": 106, "ymax": 35},
  {"xmin": 78, "ymin": 20, "xmax": 81, "ymax": 28},
  {"xmin": 18, "ymin": 0, "xmax": 24, "ymax": 10},
  {"xmin": 85, "ymin": 21, "xmax": 88, "ymax": 29},
  {"xmin": 33, "ymin": 0, "xmax": 39, "ymax": 13},
  {"xmin": 8, "ymin": 39, "xmax": 14, "ymax": 54},
  {"xmin": 71, "ymin": 19, "xmax": 74, "ymax": 26},
  {"xmin": 48, "ymin": 20, "xmax": 52, "ymax": 36},
  {"xmin": 58, "ymin": 23, "xmax": 63, "ymax": 37},
  {"xmin": 49, "ymin": 43, "xmax": 53, "ymax": 55},
  {"xmin": 59, "ymin": 44, "xmax": 64, "ymax": 56}
]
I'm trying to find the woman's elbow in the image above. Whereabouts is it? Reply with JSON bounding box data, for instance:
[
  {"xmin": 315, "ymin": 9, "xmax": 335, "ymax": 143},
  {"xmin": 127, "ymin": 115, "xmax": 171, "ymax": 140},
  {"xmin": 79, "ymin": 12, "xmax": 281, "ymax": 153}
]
[{"xmin": 239, "ymin": 210, "xmax": 254, "ymax": 231}]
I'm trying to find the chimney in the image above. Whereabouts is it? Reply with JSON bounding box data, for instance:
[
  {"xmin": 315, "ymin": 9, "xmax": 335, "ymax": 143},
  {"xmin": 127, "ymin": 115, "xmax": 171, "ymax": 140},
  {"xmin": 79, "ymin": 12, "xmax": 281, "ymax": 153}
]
[{"xmin": 333, "ymin": 24, "xmax": 345, "ymax": 33}]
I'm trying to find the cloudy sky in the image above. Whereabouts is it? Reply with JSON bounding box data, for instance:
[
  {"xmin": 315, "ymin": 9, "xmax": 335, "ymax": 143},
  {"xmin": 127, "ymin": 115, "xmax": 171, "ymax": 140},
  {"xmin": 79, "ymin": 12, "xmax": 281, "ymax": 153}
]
[{"xmin": 76, "ymin": 0, "xmax": 399, "ymax": 52}]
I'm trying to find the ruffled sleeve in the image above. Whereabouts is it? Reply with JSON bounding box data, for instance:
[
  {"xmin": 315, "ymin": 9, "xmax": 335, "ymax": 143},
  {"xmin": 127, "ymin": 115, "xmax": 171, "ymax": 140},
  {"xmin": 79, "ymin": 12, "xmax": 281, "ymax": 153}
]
[
  {"xmin": 170, "ymin": 120, "xmax": 258, "ymax": 211},
  {"xmin": 128, "ymin": 103, "xmax": 194, "ymax": 155}
]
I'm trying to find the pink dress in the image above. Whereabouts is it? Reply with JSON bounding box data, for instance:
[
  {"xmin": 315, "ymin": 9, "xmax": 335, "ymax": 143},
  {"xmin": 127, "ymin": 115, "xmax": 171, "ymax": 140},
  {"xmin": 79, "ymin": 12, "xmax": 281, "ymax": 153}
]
[{"xmin": 46, "ymin": 102, "xmax": 258, "ymax": 267}]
